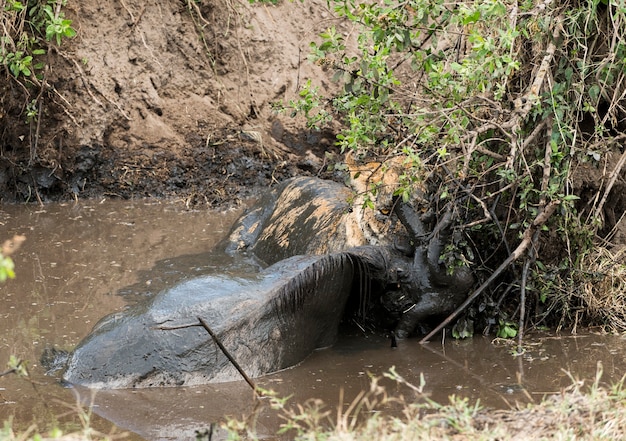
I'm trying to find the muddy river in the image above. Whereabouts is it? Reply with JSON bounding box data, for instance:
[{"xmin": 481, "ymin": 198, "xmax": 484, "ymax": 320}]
[{"xmin": 1, "ymin": 199, "xmax": 626, "ymax": 440}]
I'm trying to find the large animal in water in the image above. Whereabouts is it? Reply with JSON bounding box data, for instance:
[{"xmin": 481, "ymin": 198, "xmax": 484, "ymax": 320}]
[{"xmin": 56, "ymin": 176, "xmax": 474, "ymax": 388}]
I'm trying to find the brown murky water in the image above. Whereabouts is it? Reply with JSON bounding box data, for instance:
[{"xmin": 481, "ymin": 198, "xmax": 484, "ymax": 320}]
[{"xmin": 1, "ymin": 199, "xmax": 626, "ymax": 440}]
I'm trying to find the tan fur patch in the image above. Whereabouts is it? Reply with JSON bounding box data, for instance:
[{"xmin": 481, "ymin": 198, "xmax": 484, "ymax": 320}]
[{"xmin": 346, "ymin": 152, "xmax": 421, "ymax": 246}]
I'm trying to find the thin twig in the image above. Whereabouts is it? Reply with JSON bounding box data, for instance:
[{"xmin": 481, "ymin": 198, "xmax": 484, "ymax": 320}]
[
  {"xmin": 517, "ymin": 121, "xmax": 553, "ymax": 348},
  {"xmin": 157, "ymin": 318, "xmax": 259, "ymax": 392},
  {"xmin": 593, "ymin": 146, "xmax": 626, "ymax": 224},
  {"xmin": 0, "ymin": 367, "xmax": 18, "ymax": 377},
  {"xmin": 118, "ymin": 0, "xmax": 135, "ymax": 22},
  {"xmin": 196, "ymin": 317, "xmax": 258, "ymax": 393},
  {"xmin": 504, "ymin": 15, "xmax": 562, "ymax": 168},
  {"xmin": 518, "ymin": 252, "xmax": 531, "ymax": 352}
]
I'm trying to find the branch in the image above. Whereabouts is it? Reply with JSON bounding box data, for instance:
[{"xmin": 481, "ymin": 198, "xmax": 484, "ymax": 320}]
[
  {"xmin": 419, "ymin": 199, "xmax": 561, "ymax": 343},
  {"xmin": 0, "ymin": 367, "xmax": 18, "ymax": 377},
  {"xmin": 517, "ymin": 122, "xmax": 554, "ymax": 349},
  {"xmin": 196, "ymin": 317, "xmax": 258, "ymax": 392},
  {"xmin": 593, "ymin": 145, "xmax": 626, "ymax": 225},
  {"xmin": 504, "ymin": 15, "xmax": 563, "ymax": 169},
  {"xmin": 156, "ymin": 318, "xmax": 259, "ymax": 393}
]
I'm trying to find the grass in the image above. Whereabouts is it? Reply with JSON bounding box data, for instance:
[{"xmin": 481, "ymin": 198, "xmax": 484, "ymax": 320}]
[
  {"xmin": 2, "ymin": 364, "xmax": 625, "ymax": 440},
  {"xmin": 225, "ymin": 364, "xmax": 626, "ymax": 441}
]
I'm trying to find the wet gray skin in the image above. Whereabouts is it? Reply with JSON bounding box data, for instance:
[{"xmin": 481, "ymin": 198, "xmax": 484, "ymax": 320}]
[{"xmin": 62, "ymin": 253, "xmax": 355, "ymax": 389}]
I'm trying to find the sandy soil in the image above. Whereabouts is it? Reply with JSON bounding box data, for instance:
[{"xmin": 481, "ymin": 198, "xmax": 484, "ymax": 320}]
[{"xmin": 0, "ymin": 0, "xmax": 349, "ymax": 206}]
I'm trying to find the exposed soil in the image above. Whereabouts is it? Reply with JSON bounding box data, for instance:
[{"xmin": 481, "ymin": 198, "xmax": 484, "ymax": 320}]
[
  {"xmin": 0, "ymin": 0, "xmax": 349, "ymax": 206},
  {"xmin": 2, "ymin": 0, "xmax": 626, "ymax": 250}
]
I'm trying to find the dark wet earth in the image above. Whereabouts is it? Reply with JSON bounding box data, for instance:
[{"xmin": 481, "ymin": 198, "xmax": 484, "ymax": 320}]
[{"xmin": 1, "ymin": 199, "xmax": 626, "ymax": 440}]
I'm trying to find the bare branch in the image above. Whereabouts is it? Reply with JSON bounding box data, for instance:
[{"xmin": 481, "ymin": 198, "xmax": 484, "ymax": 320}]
[{"xmin": 593, "ymin": 146, "xmax": 626, "ymax": 225}]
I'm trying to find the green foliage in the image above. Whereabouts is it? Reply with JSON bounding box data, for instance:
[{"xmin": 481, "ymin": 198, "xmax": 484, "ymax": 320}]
[
  {"xmin": 0, "ymin": 236, "xmax": 23, "ymax": 282},
  {"xmin": 0, "ymin": 0, "xmax": 75, "ymax": 133},
  {"xmin": 275, "ymin": 0, "xmax": 626, "ymax": 332},
  {"xmin": 284, "ymin": 79, "xmax": 332, "ymax": 130},
  {"xmin": 496, "ymin": 320, "xmax": 518, "ymax": 339},
  {"xmin": 0, "ymin": 253, "xmax": 15, "ymax": 282},
  {"xmin": 42, "ymin": 4, "xmax": 76, "ymax": 45},
  {"xmin": 451, "ymin": 317, "xmax": 474, "ymax": 339},
  {"xmin": 6, "ymin": 355, "xmax": 28, "ymax": 377},
  {"xmin": 1, "ymin": 1, "xmax": 76, "ymax": 79}
]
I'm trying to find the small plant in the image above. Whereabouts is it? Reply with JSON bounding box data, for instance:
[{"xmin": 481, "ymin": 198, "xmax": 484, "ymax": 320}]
[
  {"xmin": 43, "ymin": 3, "xmax": 76, "ymax": 45},
  {"xmin": 0, "ymin": 235, "xmax": 24, "ymax": 282},
  {"xmin": 496, "ymin": 319, "xmax": 518, "ymax": 339},
  {"xmin": 3, "ymin": 355, "xmax": 28, "ymax": 378},
  {"xmin": 1, "ymin": 1, "xmax": 76, "ymax": 79},
  {"xmin": 0, "ymin": 0, "xmax": 76, "ymax": 146}
]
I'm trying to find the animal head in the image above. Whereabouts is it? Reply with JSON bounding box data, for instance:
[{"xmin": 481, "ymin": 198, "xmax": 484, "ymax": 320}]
[{"xmin": 345, "ymin": 152, "xmax": 424, "ymax": 249}]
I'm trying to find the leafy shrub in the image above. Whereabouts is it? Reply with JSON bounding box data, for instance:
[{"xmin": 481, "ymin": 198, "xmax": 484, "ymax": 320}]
[{"xmin": 274, "ymin": 0, "xmax": 626, "ymax": 333}]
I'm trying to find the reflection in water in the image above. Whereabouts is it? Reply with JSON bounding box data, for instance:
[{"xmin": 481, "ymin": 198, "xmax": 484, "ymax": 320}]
[
  {"xmin": 1, "ymin": 200, "xmax": 626, "ymax": 440},
  {"xmin": 0, "ymin": 200, "xmax": 242, "ymax": 438}
]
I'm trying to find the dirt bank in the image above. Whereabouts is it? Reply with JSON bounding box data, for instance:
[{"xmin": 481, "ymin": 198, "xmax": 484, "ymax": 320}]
[{"xmin": 0, "ymin": 0, "xmax": 347, "ymax": 206}]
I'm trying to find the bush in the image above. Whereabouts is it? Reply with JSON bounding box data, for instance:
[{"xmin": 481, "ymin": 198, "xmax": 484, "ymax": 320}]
[{"xmin": 277, "ymin": 0, "xmax": 626, "ymax": 334}]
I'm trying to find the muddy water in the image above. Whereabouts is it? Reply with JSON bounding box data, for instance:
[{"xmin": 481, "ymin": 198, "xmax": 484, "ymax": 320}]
[{"xmin": 1, "ymin": 200, "xmax": 626, "ymax": 440}]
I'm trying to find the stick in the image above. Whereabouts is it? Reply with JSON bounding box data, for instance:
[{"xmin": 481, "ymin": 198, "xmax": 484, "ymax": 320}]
[
  {"xmin": 197, "ymin": 317, "xmax": 258, "ymax": 393},
  {"xmin": 419, "ymin": 200, "xmax": 560, "ymax": 344},
  {"xmin": 0, "ymin": 367, "xmax": 18, "ymax": 377},
  {"xmin": 156, "ymin": 319, "xmax": 258, "ymax": 393},
  {"xmin": 593, "ymin": 146, "xmax": 626, "ymax": 225}
]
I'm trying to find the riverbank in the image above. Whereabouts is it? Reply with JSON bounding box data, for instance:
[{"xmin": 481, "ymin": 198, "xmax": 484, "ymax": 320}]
[
  {"xmin": 4, "ymin": 364, "xmax": 625, "ymax": 440},
  {"xmin": 0, "ymin": 0, "xmax": 342, "ymax": 206}
]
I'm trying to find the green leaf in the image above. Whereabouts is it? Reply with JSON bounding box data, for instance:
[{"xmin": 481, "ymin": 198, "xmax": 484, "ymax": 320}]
[
  {"xmin": 589, "ymin": 84, "xmax": 601, "ymax": 103},
  {"xmin": 562, "ymin": 194, "xmax": 580, "ymax": 201},
  {"xmin": 63, "ymin": 26, "xmax": 77, "ymax": 39},
  {"xmin": 462, "ymin": 10, "xmax": 481, "ymax": 25}
]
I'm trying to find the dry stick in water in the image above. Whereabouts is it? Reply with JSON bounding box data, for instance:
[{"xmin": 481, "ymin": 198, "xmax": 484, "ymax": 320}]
[
  {"xmin": 419, "ymin": 200, "xmax": 561, "ymax": 344},
  {"xmin": 157, "ymin": 318, "xmax": 258, "ymax": 393},
  {"xmin": 196, "ymin": 316, "xmax": 258, "ymax": 393}
]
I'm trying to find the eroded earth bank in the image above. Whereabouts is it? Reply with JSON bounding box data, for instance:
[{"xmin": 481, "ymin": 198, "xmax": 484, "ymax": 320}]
[{"xmin": 0, "ymin": 0, "xmax": 344, "ymax": 205}]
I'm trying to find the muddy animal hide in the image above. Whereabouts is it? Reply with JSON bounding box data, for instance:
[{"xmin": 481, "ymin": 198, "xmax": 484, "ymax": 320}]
[
  {"xmin": 227, "ymin": 176, "xmax": 475, "ymax": 338},
  {"xmin": 57, "ymin": 176, "xmax": 474, "ymax": 389},
  {"xmin": 61, "ymin": 254, "xmax": 356, "ymax": 388},
  {"xmin": 225, "ymin": 176, "xmax": 370, "ymax": 263}
]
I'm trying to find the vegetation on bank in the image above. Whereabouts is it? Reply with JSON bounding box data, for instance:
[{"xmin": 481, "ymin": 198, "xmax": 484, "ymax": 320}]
[
  {"xmin": 223, "ymin": 365, "xmax": 626, "ymax": 441},
  {"xmin": 0, "ymin": 0, "xmax": 75, "ymax": 171},
  {"xmin": 274, "ymin": 0, "xmax": 626, "ymax": 338},
  {"xmin": 2, "ymin": 364, "xmax": 625, "ymax": 440}
]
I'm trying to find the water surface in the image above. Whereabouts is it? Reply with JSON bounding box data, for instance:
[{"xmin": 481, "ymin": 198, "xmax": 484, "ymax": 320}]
[{"xmin": 1, "ymin": 199, "xmax": 625, "ymax": 440}]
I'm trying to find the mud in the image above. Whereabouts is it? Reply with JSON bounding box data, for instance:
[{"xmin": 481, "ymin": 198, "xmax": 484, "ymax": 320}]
[{"xmin": 0, "ymin": 0, "xmax": 345, "ymax": 205}]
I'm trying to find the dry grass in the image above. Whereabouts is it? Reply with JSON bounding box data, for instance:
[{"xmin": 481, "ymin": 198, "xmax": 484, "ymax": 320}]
[
  {"xmin": 225, "ymin": 365, "xmax": 626, "ymax": 441},
  {"xmin": 575, "ymin": 247, "xmax": 626, "ymax": 332},
  {"xmin": 4, "ymin": 366, "xmax": 626, "ymax": 440}
]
